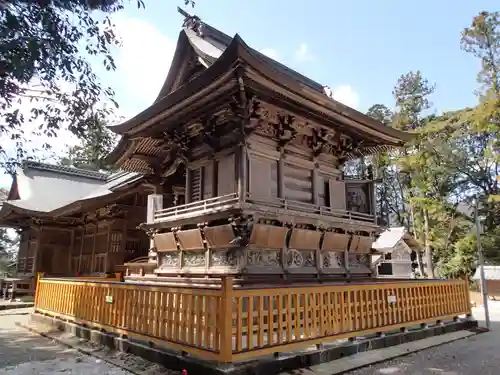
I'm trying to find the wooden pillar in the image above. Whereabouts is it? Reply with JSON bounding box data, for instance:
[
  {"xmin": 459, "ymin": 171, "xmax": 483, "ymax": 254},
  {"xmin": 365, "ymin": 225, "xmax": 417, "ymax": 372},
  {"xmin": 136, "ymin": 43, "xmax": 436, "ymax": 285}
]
[
  {"xmin": 67, "ymin": 229, "xmax": 75, "ymax": 275},
  {"xmin": 278, "ymin": 156, "xmax": 285, "ymax": 198},
  {"xmin": 78, "ymin": 227, "xmax": 85, "ymax": 273},
  {"xmin": 185, "ymin": 168, "xmax": 192, "ymax": 204},
  {"xmin": 238, "ymin": 144, "xmax": 247, "ymax": 202},
  {"xmin": 32, "ymin": 228, "xmax": 41, "ymax": 276},
  {"xmin": 312, "ymin": 164, "xmax": 319, "ymax": 205},
  {"xmin": 370, "ymin": 181, "xmax": 377, "ymax": 224},
  {"xmin": 91, "ymin": 223, "xmax": 97, "ymax": 273},
  {"xmin": 104, "ymin": 223, "xmax": 111, "ymax": 273},
  {"xmin": 147, "ymin": 194, "xmax": 164, "ymax": 224}
]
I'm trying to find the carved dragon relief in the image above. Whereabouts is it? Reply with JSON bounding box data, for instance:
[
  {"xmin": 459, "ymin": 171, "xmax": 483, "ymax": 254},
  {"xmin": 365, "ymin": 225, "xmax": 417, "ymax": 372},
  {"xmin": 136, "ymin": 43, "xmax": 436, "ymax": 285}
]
[
  {"xmin": 245, "ymin": 101, "xmax": 366, "ymax": 158},
  {"xmin": 228, "ymin": 93, "xmax": 267, "ymax": 137},
  {"xmin": 276, "ymin": 114, "xmax": 298, "ymax": 151},
  {"xmin": 159, "ymin": 129, "xmax": 191, "ymax": 177}
]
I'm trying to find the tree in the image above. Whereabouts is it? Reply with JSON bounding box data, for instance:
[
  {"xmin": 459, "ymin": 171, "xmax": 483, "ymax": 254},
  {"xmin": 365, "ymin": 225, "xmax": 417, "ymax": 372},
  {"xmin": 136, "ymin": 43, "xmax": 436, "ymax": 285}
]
[
  {"xmin": 365, "ymin": 104, "xmax": 394, "ymax": 226},
  {"xmin": 59, "ymin": 116, "xmax": 117, "ymax": 171},
  {"xmin": 0, "ymin": 0, "xmax": 151, "ymax": 174},
  {"xmin": 0, "ymin": 188, "xmax": 17, "ymax": 275}
]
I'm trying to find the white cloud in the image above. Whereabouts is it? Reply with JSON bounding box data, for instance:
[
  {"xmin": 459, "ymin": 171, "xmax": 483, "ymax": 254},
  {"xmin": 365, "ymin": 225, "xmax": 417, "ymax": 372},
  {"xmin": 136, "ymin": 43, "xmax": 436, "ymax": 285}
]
[
  {"xmin": 0, "ymin": 14, "xmax": 175, "ymax": 181},
  {"xmin": 294, "ymin": 43, "xmax": 315, "ymax": 62},
  {"xmin": 259, "ymin": 47, "xmax": 279, "ymax": 61},
  {"xmin": 110, "ymin": 15, "xmax": 176, "ymax": 118},
  {"xmin": 332, "ymin": 85, "xmax": 360, "ymax": 110}
]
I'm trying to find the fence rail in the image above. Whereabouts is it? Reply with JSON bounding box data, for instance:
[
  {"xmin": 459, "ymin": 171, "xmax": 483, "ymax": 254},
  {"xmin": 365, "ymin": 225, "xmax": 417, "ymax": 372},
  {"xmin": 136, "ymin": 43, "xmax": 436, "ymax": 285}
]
[{"xmin": 34, "ymin": 277, "xmax": 471, "ymax": 363}]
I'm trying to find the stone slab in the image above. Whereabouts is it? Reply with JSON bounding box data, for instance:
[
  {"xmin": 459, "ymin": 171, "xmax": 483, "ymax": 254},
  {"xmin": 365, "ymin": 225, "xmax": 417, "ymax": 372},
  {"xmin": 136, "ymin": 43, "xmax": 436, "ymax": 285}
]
[
  {"xmin": 24, "ymin": 312, "xmax": 478, "ymax": 375},
  {"xmin": 0, "ymin": 301, "xmax": 34, "ymax": 310}
]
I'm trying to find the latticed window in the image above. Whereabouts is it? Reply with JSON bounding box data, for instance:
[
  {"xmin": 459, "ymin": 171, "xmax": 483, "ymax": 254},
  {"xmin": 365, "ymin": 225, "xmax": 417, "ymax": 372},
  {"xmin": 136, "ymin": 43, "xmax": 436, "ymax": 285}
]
[
  {"xmin": 110, "ymin": 232, "xmax": 122, "ymax": 253},
  {"xmin": 190, "ymin": 168, "xmax": 202, "ymax": 202}
]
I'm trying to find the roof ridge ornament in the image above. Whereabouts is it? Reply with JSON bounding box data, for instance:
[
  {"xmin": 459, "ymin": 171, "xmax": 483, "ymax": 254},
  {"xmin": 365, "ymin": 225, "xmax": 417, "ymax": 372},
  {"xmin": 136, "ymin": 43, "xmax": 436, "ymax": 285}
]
[
  {"xmin": 323, "ymin": 85, "xmax": 334, "ymax": 99},
  {"xmin": 177, "ymin": 6, "xmax": 204, "ymax": 36}
]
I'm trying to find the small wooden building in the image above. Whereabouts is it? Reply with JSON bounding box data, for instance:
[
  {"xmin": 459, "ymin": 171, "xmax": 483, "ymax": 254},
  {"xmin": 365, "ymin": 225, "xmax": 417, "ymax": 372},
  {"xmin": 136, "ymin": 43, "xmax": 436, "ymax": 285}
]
[
  {"xmin": 105, "ymin": 9, "xmax": 413, "ymax": 286},
  {"xmin": 372, "ymin": 227, "xmax": 420, "ymax": 278},
  {"xmin": 0, "ymin": 162, "xmax": 151, "ymax": 279},
  {"xmin": 472, "ymin": 266, "xmax": 500, "ymax": 300}
]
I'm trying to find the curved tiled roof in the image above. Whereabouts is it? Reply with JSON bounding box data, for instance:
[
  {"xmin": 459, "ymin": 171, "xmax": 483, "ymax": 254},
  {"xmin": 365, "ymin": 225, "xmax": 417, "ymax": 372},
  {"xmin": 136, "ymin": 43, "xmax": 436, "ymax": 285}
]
[
  {"xmin": 0, "ymin": 161, "xmax": 143, "ymax": 219},
  {"xmin": 23, "ymin": 161, "xmax": 110, "ymax": 181}
]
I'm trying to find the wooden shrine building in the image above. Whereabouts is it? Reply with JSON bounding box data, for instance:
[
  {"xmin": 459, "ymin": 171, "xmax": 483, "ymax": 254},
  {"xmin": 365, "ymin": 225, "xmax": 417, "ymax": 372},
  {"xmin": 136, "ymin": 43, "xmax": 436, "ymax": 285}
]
[
  {"xmin": 372, "ymin": 227, "xmax": 421, "ymax": 279},
  {"xmin": 105, "ymin": 9, "xmax": 413, "ymax": 286},
  {"xmin": 0, "ymin": 162, "xmax": 151, "ymax": 279}
]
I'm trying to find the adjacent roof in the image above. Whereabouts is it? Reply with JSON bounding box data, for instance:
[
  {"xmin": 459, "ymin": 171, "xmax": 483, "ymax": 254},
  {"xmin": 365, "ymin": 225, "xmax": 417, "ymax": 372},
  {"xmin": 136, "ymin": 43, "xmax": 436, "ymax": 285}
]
[
  {"xmin": 372, "ymin": 227, "xmax": 421, "ymax": 251},
  {"xmin": 472, "ymin": 266, "xmax": 500, "ymax": 281},
  {"xmin": 0, "ymin": 161, "xmax": 143, "ymax": 222}
]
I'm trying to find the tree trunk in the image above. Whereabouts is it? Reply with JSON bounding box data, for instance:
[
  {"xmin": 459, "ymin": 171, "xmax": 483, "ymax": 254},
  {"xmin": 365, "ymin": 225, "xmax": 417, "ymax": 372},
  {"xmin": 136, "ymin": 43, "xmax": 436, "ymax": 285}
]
[{"xmin": 423, "ymin": 207, "xmax": 435, "ymax": 278}]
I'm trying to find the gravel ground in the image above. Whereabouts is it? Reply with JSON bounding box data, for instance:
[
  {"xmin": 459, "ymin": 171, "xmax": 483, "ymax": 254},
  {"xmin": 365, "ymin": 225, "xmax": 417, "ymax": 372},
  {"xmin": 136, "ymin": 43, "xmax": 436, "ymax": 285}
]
[
  {"xmin": 343, "ymin": 306, "xmax": 500, "ymax": 375},
  {"xmin": 0, "ymin": 308, "xmax": 130, "ymax": 375},
  {"xmin": 1, "ymin": 305, "xmax": 499, "ymax": 375}
]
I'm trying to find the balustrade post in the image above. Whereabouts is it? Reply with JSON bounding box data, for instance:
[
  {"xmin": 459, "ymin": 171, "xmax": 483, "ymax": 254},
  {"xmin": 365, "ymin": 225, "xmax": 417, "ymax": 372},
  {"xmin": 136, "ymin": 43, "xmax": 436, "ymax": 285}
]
[
  {"xmin": 219, "ymin": 276, "xmax": 234, "ymax": 362},
  {"xmin": 147, "ymin": 194, "xmax": 164, "ymax": 224}
]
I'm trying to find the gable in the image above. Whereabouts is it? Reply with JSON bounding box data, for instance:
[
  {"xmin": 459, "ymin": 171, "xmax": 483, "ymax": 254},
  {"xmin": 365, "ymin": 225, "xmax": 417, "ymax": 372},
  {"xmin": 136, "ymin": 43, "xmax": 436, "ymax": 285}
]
[
  {"xmin": 6, "ymin": 177, "xmax": 19, "ymax": 201},
  {"xmin": 155, "ymin": 32, "xmax": 208, "ymax": 102}
]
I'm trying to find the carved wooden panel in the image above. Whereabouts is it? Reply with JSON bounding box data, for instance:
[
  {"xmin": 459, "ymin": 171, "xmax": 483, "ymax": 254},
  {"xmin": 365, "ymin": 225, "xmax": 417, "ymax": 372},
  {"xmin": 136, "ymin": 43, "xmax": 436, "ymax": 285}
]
[
  {"xmin": 249, "ymin": 224, "xmax": 288, "ymax": 249},
  {"xmin": 283, "ymin": 163, "xmax": 313, "ymax": 203},
  {"xmin": 176, "ymin": 229, "xmax": 204, "ymax": 251},
  {"xmin": 203, "ymin": 224, "xmax": 236, "ymax": 249},
  {"xmin": 154, "ymin": 232, "xmax": 178, "ymax": 252},
  {"xmin": 249, "ymin": 156, "xmax": 274, "ymax": 199},
  {"xmin": 348, "ymin": 254, "xmax": 371, "ymax": 273},
  {"xmin": 346, "ymin": 182, "xmax": 370, "ymax": 214},
  {"xmin": 321, "ymin": 232, "xmax": 350, "ymax": 251},
  {"xmin": 217, "ymin": 154, "xmax": 236, "ymax": 196},
  {"xmin": 289, "ymin": 228, "xmax": 321, "ymax": 250},
  {"xmin": 329, "ymin": 179, "xmax": 347, "ymax": 210}
]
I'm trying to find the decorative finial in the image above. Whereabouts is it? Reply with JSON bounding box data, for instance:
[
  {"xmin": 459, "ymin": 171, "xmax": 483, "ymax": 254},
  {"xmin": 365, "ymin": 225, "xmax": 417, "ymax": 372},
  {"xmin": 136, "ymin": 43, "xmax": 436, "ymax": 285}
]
[
  {"xmin": 323, "ymin": 85, "xmax": 333, "ymax": 99},
  {"xmin": 177, "ymin": 6, "xmax": 202, "ymax": 34}
]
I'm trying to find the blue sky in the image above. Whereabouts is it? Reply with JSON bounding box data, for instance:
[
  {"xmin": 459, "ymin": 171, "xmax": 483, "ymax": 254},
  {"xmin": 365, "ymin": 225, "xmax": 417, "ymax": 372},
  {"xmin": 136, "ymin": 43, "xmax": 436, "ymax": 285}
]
[
  {"xmin": 0, "ymin": 1, "xmax": 496, "ymax": 189},
  {"xmin": 105, "ymin": 0, "xmax": 498, "ymax": 118}
]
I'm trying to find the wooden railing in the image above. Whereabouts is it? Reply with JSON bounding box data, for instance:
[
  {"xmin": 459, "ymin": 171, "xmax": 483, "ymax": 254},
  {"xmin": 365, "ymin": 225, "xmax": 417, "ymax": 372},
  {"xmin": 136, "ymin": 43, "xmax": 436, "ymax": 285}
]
[
  {"xmin": 154, "ymin": 193, "xmax": 240, "ymax": 222},
  {"xmin": 34, "ymin": 277, "xmax": 471, "ymax": 363},
  {"xmin": 153, "ymin": 192, "xmax": 375, "ymax": 224},
  {"xmin": 245, "ymin": 194, "xmax": 375, "ymax": 223}
]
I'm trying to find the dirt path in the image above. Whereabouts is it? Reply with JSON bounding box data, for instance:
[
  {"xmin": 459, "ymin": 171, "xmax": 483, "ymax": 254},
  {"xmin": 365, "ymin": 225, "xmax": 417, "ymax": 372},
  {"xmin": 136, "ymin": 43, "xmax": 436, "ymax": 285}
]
[{"xmin": 0, "ymin": 308, "xmax": 129, "ymax": 375}]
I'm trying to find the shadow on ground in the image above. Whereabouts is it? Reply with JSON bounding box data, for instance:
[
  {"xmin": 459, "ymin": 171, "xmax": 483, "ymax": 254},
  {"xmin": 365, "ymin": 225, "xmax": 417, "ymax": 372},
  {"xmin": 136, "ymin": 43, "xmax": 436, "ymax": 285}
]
[
  {"xmin": 0, "ymin": 311, "xmax": 79, "ymax": 369},
  {"xmin": 339, "ymin": 314, "xmax": 500, "ymax": 375}
]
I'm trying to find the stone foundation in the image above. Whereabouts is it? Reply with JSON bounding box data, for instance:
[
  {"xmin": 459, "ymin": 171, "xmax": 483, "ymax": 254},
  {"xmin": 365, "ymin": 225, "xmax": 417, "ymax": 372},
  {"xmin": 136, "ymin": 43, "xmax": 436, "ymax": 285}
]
[{"xmin": 29, "ymin": 312, "xmax": 477, "ymax": 375}]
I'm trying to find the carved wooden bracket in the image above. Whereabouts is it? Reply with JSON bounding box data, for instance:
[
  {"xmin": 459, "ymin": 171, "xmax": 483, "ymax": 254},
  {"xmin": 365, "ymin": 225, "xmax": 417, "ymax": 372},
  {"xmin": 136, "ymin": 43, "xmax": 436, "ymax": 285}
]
[
  {"xmin": 276, "ymin": 114, "xmax": 297, "ymax": 151},
  {"xmin": 308, "ymin": 128, "xmax": 328, "ymax": 157}
]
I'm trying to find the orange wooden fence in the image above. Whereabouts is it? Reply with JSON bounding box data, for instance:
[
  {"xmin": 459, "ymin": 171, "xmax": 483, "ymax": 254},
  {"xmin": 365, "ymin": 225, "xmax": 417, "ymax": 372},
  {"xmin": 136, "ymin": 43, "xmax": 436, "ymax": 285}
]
[{"xmin": 34, "ymin": 277, "xmax": 471, "ymax": 363}]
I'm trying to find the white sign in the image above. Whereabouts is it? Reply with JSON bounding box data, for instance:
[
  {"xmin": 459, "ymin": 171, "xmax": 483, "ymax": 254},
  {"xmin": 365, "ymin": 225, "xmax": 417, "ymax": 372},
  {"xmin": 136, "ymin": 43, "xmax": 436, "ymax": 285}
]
[
  {"xmin": 105, "ymin": 295, "xmax": 113, "ymax": 304},
  {"xmin": 387, "ymin": 295, "xmax": 397, "ymax": 304}
]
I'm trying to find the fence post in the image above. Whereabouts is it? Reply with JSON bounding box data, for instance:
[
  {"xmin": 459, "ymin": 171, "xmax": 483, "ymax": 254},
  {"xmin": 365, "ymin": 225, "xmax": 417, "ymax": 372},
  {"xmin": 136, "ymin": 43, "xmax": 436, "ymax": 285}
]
[
  {"xmin": 219, "ymin": 276, "xmax": 234, "ymax": 362},
  {"xmin": 464, "ymin": 280, "xmax": 472, "ymax": 315},
  {"xmin": 34, "ymin": 272, "xmax": 44, "ymax": 308}
]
